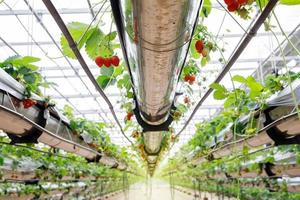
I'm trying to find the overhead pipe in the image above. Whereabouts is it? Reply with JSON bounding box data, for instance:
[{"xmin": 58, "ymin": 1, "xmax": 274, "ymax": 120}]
[
  {"xmin": 176, "ymin": 0, "xmax": 279, "ymax": 138},
  {"xmin": 110, "ymin": 0, "xmax": 204, "ymax": 127},
  {"xmin": 41, "ymin": 0, "xmax": 133, "ymax": 146}
]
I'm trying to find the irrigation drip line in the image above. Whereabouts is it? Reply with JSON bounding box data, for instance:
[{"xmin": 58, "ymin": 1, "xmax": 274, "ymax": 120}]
[
  {"xmin": 23, "ymin": 0, "xmax": 111, "ymax": 125},
  {"xmin": 175, "ymin": 0, "xmax": 279, "ymax": 139},
  {"xmin": 42, "ymin": 0, "xmax": 133, "ymax": 146},
  {"xmin": 0, "ymin": 36, "xmax": 18, "ymax": 55},
  {"xmin": 216, "ymin": 0, "xmax": 248, "ymax": 34},
  {"xmin": 86, "ymin": 0, "xmax": 95, "ymax": 18}
]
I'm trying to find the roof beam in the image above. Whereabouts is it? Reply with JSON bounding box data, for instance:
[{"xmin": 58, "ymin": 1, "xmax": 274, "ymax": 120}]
[{"xmin": 0, "ymin": 8, "xmax": 105, "ymax": 16}]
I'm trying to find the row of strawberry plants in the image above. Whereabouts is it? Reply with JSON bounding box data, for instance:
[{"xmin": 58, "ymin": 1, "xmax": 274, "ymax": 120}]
[
  {"xmin": 0, "ymin": 135, "xmax": 138, "ymax": 181},
  {"xmin": 0, "ymin": 179, "xmax": 126, "ymax": 199},
  {"xmin": 0, "ymin": 55, "xmax": 134, "ymax": 164},
  {"xmin": 170, "ymin": 176, "xmax": 300, "ymax": 200}
]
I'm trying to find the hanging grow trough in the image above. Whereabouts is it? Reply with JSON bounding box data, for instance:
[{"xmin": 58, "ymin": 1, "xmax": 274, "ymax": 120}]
[
  {"xmin": 0, "ymin": 69, "xmax": 99, "ymax": 161},
  {"xmin": 99, "ymin": 154, "xmax": 118, "ymax": 168}
]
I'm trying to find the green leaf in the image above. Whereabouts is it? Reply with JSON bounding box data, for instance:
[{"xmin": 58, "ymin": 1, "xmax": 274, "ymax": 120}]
[
  {"xmin": 213, "ymin": 90, "xmax": 227, "ymax": 100},
  {"xmin": 100, "ymin": 67, "xmax": 114, "ymax": 77},
  {"xmin": 224, "ymin": 95, "xmax": 235, "ymax": 108},
  {"xmin": 99, "ymin": 45, "xmax": 113, "ymax": 57},
  {"xmin": 126, "ymin": 91, "xmax": 134, "ymax": 98},
  {"xmin": 61, "ymin": 22, "xmax": 94, "ymax": 59},
  {"xmin": 232, "ymin": 75, "xmax": 247, "ymax": 83},
  {"xmin": 113, "ymin": 65, "xmax": 124, "ymax": 77},
  {"xmin": 242, "ymin": 146, "xmax": 249, "ymax": 155},
  {"xmin": 210, "ymin": 83, "xmax": 228, "ymax": 100},
  {"xmin": 246, "ymin": 76, "xmax": 263, "ymax": 92},
  {"xmin": 5, "ymin": 56, "xmax": 40, "ymax": 70},
  {"xmin": 85, "ymin": 28, "xmax": 104, "ymax": 59},
  {"xmin": 117, "ymin": 74, "xmax": 131, "ymax": 91},
  {"xmin": 280, "ymin": 0, "xmax": 300, "ymax": 6},
  {"xmin": 96, "ymin": 75, "xmax": 110, "ymax": 89},
  {"xmin": 201, "ymin": 57, "xmax": 207, "ymax": 66},
  {"xmin": 200, "ymin": 0, "xmax": 212, "ymax": 18},
  {"xmin": 104, "ymin": 31, "xmax": 117, "ymax": 41},
  {"xmin": 210, "ymin": 83, "xmax": 226, "ymax": 91},
  {"xmin": 0, "ymin": 156, "xmax": 3, "ymax": 166},
  {"xmin": 23, "ymin": 73, "xmax": 36, "ymax": 84},
  {"xmin": 256, "ymin": 0, "xmax": 269, "ymax": 9},
  {"xmin": 20, "ymin": 56, "xmax": 40, "ymax": 64}
]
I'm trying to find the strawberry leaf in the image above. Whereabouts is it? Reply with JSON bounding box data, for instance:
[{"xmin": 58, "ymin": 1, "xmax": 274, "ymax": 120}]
[
  {"xmin": 96, "ymin": 75, "xmax": 110, "ymax": 89},
  {"xmin": 100, "ymin": 67, "xmax": 114, "ymax": 77},
  {"xmin": 200, "ymin": 0, "xmax": 212, "ymax": 18},
  {"xmin": 85, "ymin": 28, "xmax": 105, "ymax": 59},
  {"xmin": 60, "ymin": 22, "xmax": 94, "ymax": 59},
  {"xmin": 280, "ymin": 0, "xmax": 300, "ymax": 4},
  {"xmin": 232, "ymin": 75, "xmax": 247, "ymax": 83}
]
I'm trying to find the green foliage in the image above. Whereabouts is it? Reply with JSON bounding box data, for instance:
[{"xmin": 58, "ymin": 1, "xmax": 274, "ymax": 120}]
[
  {"xmin": 182, "ymin": 60, "xmax": 200, "ymax": 76},
  {"xmin": 0, "ymin": 56, "xmax": 53, "ymax": 98},
  {"xmin": 191, "ymin": 24, "xmax": 218, "ymax": 64},
  {"xmin": 60, "ymin": 22, "xmax": 117, "ymax": 60},
  {"xmin": 256, "ymin": 0, "xmax": 269, "ymax": 9},
  {"xmin": 96, "ymin": 63, "xmax": 125, "ymax": 89},
  {"xmin": 200, "ymin": 0, "xmax": 212, "ymax": 18},
  {"xmin": 232, "ymin": 75, "xmax": 264, "ymax": 99},
  {"xmin": 63, "ymin": 105, "xmax": 129, "ymax": 159},
  {"xmin": 280, "ymin": 0, "xmax": 300, "ymax": 5},
  {"xmin": 61, "ymin": 22, "xmax": 95, "ymax": 59},
  {"xmin": 96, "ymin": 67, "xmax": 115, "ymax": 89},
  {"xmin": 210, "ymin": 83, "xmax": 228, "ymax": 100}
]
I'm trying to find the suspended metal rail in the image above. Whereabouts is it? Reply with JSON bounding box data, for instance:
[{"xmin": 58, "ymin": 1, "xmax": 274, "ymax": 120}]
[{"xmin": 110, "ymin": 0, "xmax": 204, "ymax": 126}]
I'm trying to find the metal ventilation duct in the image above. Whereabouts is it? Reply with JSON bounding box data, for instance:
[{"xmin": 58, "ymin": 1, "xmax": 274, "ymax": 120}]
[
  {"xmin": 147, "ymin": 155, "xmax": 158, "ymax": 164},
  {"xmin": 143, "ymin": 131, "xmax": 163, "ymax": 154},
  {"xmin": 111, "ymin": 0, "xmax": 203, "ymax": 125}
]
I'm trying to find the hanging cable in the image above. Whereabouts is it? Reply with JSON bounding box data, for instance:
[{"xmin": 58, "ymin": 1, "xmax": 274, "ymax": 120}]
[
  {"xmin": 22, "ymin": 0, "xmax": 112, "ymax": 125},
  {"xmin": 0, "ymin": 36, "xmax": 19, "ymax": 55},
  {"xmin": 86, "ymin": 0, "xmax": 95, "ymax": 18},
  {"xmin": 41, "ymin": 0, "xmax": 134, "ymax": 146},
  {"xmin": 174, "ymin": 0, "xmax": 279, "ymax": 140},
  {"xmin": 0, "ymin": 35, "xmax": 86, "ymax": 117}
]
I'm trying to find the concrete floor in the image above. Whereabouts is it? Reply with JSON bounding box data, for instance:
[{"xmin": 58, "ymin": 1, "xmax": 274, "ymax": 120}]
[
  {"xmin": 107, "ymin": 180, "xmax": 192, "ymax": 200},
  {"xmin": 106, "ymin": 180, "xmax": 232, "ymax": 200}
]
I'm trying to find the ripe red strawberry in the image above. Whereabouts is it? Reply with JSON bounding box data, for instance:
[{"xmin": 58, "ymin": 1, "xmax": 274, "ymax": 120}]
[
  {"xmin": 184, "ymin": 96, "xmax": 190, "ymax": 104},
  {"xmin": 224, "ymin": 0, "xmax": 235, "ymax": 5},
  {"xmin": 195, "ymin": 40, "xmax": 204, "ymax": 53},
  {"xmin": 184, "ymin": 75, "xmax": 191, "ymax": 82},
  {"xmin": 111, "ymin": 55, "xmax": 120, "ymax": 67},
  {"xmin": 95, "ymin": 56, "xmax": 104, "ymax": 67},
  {"xmin": 227, "ymin": 1, "xmax": 239, "ymax": 12},
  {"xmin": 22, "ymin": 99, "xmax": 36, "ymax": 109},
  {"xmin": 126, "ymin": 112, "xmax": 133, "ymax": 121},
  {"xmin": 237, "ymin": 0, "xmax": 247, "ymax": 5},
  {"xmin": 189, "ymin": 75, "xmax": 196, "ymax": 84},
  {"xmin": 103, "ymin": 58, "xmax": 111, "ymax": 68}
]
